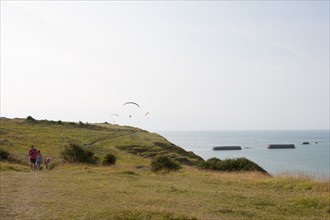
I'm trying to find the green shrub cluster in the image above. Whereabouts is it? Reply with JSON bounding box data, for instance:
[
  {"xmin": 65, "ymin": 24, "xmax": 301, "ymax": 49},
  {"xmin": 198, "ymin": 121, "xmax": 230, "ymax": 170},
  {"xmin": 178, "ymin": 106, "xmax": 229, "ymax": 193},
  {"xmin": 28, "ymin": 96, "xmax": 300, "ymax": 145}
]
[
  {"xmin": 199, "ymin": 157, "xmax": 268, "ymax": 174},
  {"xmin": 102, "ymin": 153, "xmax": 116, "ymax": 165},
  {"xmin": 0, "ymin": 148, "xmax": 10, "ymax": 160},
  {"xmin": 0, "ymin": 148, "xmax": 26, "ymax": 165},
  {"xmin": 26, "ymin": 116, "xmax": 36, "ymax": 122},
  {"xmin": 60, "ymin": 144, "xmax": 98, "ymax": 164},
  {"xmin": 60, "ymin": 144, "xmax": 118, "ymax": 166},
  {"xmin": 199, "ymin": 157, "xmax": 222, "ymax": 170},
  {"xmin": 25, "ymin": 116, "xmax": 65, "ymax": 126},
  {"xmin": 151, "ymin": 156, "xmax": 181, "ymax": 172}
]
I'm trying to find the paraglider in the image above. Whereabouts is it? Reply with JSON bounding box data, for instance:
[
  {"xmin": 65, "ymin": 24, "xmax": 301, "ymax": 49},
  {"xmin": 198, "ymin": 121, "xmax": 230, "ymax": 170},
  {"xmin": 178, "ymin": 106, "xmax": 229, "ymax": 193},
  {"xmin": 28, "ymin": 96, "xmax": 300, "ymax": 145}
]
[{"xmin": 123, "ymin": 102, "xmax": 140, "ymax": 118}]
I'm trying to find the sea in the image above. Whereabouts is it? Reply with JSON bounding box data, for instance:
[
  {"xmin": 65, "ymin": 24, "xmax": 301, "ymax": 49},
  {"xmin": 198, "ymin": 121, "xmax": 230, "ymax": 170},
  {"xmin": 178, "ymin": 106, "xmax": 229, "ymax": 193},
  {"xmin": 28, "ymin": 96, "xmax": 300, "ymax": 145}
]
[{"xmin": 157, "ymin": 130, "xmax": 330, "ymax": 180}]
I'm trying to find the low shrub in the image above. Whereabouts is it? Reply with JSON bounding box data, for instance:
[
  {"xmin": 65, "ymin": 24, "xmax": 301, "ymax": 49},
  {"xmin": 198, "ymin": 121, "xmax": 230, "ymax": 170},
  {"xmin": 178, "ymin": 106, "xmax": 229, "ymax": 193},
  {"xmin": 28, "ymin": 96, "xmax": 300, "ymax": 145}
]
[
  {"xmin": 199, "ymin": 157, "xmax": 268, "ymax": 174},
  {"xmin": 0, "ymin": 148, "xmax": 27, "ymax": 165},
  {"xmin": 151, "ymin": 156, "xmax": 181, "ymax": 172},
  {"xmin": 26, "ymin": 116, "xmax": 36, "ymax": 122},
  {"xmin": 102, "ymin": 153, "xmax": 116, "ymax": 165},
  {"xmin": 60, "ymin": 143, "xmax": 97, "ymax": 164},
  {"xmin": 199, "ymin": 157, "xmax": 222, "ymax": 170},
  {"xmin": 0, "ymin": 148, "xmax": 10, "ymax": 160}
]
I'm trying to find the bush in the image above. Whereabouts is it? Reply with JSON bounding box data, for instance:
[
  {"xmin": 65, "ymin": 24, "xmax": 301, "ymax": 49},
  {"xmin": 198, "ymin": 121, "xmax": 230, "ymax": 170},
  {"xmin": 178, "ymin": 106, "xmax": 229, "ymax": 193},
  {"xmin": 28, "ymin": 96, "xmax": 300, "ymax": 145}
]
[
  {"xmin": 199, "ymin": 157, "xmax": 222, "ymax": 170},
  {"xmin": 151, "ymin": 156, "xmax": 181, "ymax": 172},
  {"xmin": 102, "ymin": 153, "xmax": 116, "ymax": 165},
  {"xmin": 60, "ymin": 143, "xmax": 97, "ymax": 164},
  {"xmin": 199, "ymin": 157, "xmax": 268, "ymax": 174},
  {"xmin": 26, "ymin": 116, "xmax": 36, "ymax": 121},
  {"xmin": 0, "ymin": 148, "xmax": 26, "ymax": 165},
  {"xmin": 0, "ymin": 148, "xmax": 10, "ymax": 160}
]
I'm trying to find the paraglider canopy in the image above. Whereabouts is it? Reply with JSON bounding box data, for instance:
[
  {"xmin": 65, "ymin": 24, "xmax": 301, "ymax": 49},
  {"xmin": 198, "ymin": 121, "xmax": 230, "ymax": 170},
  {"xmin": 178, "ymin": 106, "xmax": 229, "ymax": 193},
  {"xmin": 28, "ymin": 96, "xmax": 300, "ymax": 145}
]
[
  {"xmin": 123, "ymin": 102, "xmax": 140, "ymax": 108},
  {"xmin": 145, "ymin": 112, "xmax": 150, "ymax": 119},
  {"xmin": 110, "ymin": 114, "xmax": 119, "ymax": 123}
]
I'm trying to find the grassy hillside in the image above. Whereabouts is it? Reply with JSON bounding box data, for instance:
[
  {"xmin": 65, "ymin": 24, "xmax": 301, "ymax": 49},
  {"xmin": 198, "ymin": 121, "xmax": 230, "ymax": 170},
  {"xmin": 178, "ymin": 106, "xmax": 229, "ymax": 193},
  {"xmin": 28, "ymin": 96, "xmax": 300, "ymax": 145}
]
[
  {"xmin": 0, "ymin": 117, "xmax": 203, "ymax": 167},
  {"xmin": 1, "ymin": 117, "xmax": 329, "ymax": 219}
]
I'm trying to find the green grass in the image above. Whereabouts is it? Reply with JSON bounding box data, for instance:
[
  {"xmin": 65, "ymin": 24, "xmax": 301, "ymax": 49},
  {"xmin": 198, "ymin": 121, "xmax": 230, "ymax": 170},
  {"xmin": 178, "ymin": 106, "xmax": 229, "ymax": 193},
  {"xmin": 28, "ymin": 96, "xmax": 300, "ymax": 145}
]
[
  {"xmin": 1, "ymin": 117, "xmax": 329, "ymax": 219},
  {"xmin": 0, "ymin": 118, "xmax": 203, "ymax": 166}
]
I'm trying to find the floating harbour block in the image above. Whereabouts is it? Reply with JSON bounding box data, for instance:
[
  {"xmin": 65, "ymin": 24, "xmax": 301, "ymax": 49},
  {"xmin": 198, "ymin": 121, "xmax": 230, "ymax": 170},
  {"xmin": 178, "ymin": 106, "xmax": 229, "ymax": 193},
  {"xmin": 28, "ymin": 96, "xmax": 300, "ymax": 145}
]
[
  {"xmin": 212, "ymin": 146, "xmax": 242, "ymax": 150},
  {"xmin": 267, "ymin": 144, "xmax": 295, "ymax": 149}
]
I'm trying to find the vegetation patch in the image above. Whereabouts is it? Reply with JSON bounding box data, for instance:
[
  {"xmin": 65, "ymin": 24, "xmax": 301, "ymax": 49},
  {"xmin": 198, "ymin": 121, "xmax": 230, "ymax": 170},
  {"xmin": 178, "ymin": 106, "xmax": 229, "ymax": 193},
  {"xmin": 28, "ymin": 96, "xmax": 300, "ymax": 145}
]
[
  {"xmin": 0, "ymin": 148, "xmax": 26, "ymax": 165},
  {"xmin": 154, "ymin": 141, "xmax": 204, "ymax": 162},
  {"xmin": 0, "ymin": 139, "xmax": 11, "ymax": 146},
  {"xmin": 86, "ymin": 209, "xmax": 197, "ymax": 220},
  {"xmin": 116, "ymin": 144, "xmax": 203, "ymax": 166},
  {"xmin": 0, "ymin": 127, "xmax": 7, "ymax": 135},
  {"xmin": 60, "ymin": 143, "xmax": 98, "ymax": 164},
  {"xmin": 151, "ymin": 156, "xmax": 181, "ymax": 172},
  {"xmin": 116, "ymin": 145, "xmax": 151, "ymax": 155},
  {"xmin": 199, "ymin": 157, "xmax": 269, "ymax": 174},
  {"xmin": 0, "ymin": 161, "xmax": 30, "ymax": 172},
  {"xmin": 102, "ymin": 153, "xmax": 117, "ymax": 165},
  {"xmin": 26, "ymin": 115, "xmax": 36, "ymax": 122},
  {"xmin": 120, "ymin": 170, "xmax": 137, "ymax": 175},
  {"xmin": 25, "ymin": 116, "xmax": 107, "ymax": 131},
  {"xmin": 0, "ymin": 148, "xmax": 10, "ymax": 160}
]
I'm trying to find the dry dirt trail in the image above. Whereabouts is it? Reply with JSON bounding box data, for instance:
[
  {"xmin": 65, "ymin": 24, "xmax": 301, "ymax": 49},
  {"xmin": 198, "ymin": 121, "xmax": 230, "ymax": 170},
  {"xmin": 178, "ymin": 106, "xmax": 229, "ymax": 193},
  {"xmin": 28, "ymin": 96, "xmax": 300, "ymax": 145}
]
[{"xmin": 1, "ymin": 170, "xmax": 60, "ymax": 219}]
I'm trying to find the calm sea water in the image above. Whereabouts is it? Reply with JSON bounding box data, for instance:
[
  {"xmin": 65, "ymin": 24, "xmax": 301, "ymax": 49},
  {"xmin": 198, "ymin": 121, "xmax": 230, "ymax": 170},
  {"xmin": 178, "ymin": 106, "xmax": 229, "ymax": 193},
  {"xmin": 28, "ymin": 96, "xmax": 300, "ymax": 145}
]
[{"xmin": 157, "ymin": 130, "xmax": 330, "ymax": 179}]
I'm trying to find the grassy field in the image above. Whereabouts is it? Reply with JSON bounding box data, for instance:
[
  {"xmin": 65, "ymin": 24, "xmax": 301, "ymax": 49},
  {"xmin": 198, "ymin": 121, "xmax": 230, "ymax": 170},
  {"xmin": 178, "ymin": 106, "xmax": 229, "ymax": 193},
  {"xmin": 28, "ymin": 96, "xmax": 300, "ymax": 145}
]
[
  {"xmin": 1, "ymin": 162, "xmax": 329, "ymax": 219},
  {"xmin": 1, "ymin": 118, "xmax": 329, "ymax": 219}
]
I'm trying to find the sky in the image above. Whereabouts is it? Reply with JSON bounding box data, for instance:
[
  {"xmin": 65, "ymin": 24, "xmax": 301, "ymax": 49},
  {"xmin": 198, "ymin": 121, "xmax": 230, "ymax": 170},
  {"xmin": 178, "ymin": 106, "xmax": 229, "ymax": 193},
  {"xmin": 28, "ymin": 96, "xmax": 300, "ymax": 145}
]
[{"xmin": 1, "ymin": 1, "xmax": 329, "ymax": 131}]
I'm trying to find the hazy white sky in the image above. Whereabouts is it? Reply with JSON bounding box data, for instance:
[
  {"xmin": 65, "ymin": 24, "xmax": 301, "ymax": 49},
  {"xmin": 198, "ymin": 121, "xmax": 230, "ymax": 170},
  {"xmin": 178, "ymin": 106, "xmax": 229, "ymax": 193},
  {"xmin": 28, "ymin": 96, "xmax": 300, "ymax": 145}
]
[{"xmin": 1, "ymin": 1, "xmax": 329, "ymax": 131}]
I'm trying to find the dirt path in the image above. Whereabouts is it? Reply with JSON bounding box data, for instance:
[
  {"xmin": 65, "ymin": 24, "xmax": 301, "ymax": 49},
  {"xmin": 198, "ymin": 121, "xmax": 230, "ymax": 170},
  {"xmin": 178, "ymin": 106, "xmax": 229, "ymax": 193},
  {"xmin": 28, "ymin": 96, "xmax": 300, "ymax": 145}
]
[{"xmin": 1, "ymin": 171, "xmax": 53, "ymax": 219}]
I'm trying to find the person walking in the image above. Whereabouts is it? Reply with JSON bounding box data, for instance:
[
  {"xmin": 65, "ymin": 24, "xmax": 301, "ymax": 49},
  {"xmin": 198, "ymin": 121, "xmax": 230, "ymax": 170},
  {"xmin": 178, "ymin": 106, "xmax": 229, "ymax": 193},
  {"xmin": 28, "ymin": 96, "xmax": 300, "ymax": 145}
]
[
  {"xmin": 35, "ymin": 150, "xmax": 43, "ymax": 170},
  {"xmin": 28, "ymin": 145, "xmax": 38, "ymax": 172},
  {"xmin": 45, "ymin": 158, "xmax": 50, "ymax": 169}
]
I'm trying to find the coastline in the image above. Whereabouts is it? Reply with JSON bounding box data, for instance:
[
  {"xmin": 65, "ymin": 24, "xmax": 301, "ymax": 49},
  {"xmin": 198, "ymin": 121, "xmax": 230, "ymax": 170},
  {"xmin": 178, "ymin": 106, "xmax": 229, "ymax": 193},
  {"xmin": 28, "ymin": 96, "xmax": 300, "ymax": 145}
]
[{"xmin": 158, "ymin": 130, "xmax": 330, "ymax": 179}]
